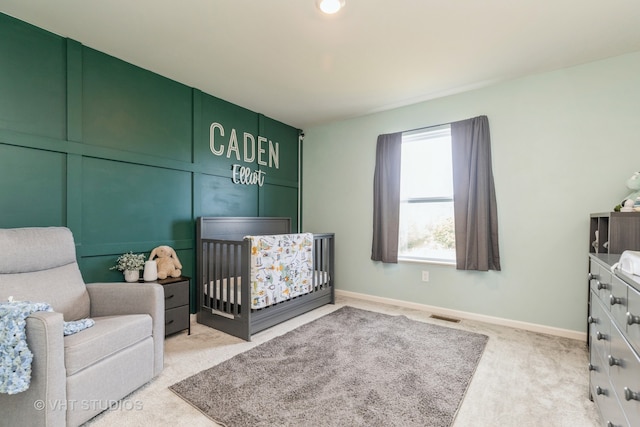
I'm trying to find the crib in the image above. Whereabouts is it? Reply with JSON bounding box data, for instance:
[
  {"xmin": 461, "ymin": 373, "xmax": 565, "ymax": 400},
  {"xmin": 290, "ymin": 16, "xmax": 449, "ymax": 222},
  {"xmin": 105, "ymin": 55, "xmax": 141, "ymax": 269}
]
[{"xmin": 196, "ymin": 217, "xmax": 335, "ymax": 341}]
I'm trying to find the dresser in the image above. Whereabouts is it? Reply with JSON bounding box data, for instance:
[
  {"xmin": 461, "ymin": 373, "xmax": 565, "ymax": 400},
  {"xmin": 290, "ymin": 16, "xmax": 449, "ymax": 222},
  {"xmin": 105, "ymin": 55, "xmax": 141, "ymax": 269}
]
[
  {"xmin": 588, "ymin": 254, "xmax": 640, "ymax": 426},
  {"xmin": 157, "ymin": 276, "xmax": 191, "ymax": 336}
]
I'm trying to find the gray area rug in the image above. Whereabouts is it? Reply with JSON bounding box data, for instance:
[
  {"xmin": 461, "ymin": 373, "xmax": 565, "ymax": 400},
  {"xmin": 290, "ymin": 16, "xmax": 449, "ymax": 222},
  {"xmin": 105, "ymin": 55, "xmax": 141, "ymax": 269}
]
[{"xmin": 169, "ymin": 306, "xmax": 488, "ymax": 427}]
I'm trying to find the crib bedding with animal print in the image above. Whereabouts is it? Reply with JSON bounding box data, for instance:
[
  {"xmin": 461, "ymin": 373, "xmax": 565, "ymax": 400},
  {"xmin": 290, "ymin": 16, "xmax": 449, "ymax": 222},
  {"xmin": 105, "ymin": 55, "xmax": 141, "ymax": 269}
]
[{"xmin": 246, "ymin": 233, "xmax": 313, "ymax": 309}]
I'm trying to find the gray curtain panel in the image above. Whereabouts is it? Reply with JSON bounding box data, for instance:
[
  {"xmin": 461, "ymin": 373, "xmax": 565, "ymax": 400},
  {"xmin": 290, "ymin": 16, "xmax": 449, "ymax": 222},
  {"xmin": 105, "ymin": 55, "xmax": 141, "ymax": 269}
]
[
  {"xmin": 451, "ymin": 115, "xmax": 501, "ymax": 271},
  {"xmin": 371, "ymin": 132, "xmax": 402, "ymax": 263}
]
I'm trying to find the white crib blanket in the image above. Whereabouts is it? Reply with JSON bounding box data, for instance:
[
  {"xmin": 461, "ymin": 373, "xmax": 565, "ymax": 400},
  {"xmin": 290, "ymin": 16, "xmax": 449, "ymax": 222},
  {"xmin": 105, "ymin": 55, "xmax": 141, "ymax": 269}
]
[{"xmin": 246, "ymin": 233, "xmax": 313, "ymax": 309}]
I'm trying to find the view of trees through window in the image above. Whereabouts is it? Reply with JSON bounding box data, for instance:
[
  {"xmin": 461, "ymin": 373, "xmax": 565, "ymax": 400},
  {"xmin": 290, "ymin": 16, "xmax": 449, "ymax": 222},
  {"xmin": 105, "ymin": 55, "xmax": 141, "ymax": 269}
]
[{"xmin": 398, "ymin": 125, "xmax": 455, "ymax": 262}]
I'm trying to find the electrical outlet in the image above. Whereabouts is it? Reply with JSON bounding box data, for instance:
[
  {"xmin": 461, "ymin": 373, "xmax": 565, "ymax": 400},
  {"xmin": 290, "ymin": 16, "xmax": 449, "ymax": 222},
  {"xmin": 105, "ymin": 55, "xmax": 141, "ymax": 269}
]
[{"xmin": 421, "ymin": 271, "xmax": 429, "ymax": 282}]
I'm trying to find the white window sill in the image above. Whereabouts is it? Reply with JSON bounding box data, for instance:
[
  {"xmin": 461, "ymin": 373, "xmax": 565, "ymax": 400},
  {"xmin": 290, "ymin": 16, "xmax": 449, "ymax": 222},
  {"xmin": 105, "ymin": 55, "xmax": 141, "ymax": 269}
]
[{"xmin": 398, "ymin": 257, "xmax": 456, "ymax": 267}]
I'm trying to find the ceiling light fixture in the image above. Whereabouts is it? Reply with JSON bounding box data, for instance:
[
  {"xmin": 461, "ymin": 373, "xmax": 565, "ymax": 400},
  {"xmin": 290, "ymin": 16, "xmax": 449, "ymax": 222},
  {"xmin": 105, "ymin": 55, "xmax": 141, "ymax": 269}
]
[{"xmin": 316, "ymin": 0, "xmax": 345, "ymax": 15}]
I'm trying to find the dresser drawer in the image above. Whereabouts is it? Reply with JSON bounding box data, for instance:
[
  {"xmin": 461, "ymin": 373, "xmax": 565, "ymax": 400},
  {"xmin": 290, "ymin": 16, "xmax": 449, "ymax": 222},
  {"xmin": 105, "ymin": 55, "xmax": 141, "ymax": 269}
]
[
  {"xmin": 590, "ymin": 259, "xmax": 612, "ymax": 304},
  {"xmin": 627, "ymin": 285, "xmax": 640, "ymax": 354},
  {"xmin": 163, "ymin": 280, "xmax": 189, "ymax": 310},
  {"xmin": 591, "ymin": 348, "xmax": 628, "ymax": 427},
  {"xmin": 590, "ymin": 292, "xmax": 611, "ymax": 372},
  {"xmin": 610, "ymin": 276, "xmax": 629, "ymax": 328},
  {"xmin": 165, "ymin": 305, "xmax": 190, "ymax": 336},
  {"xmin": 609, "ymin": 323, "xmax": 640, "ymax": 426},
  {"xmin": 590, "ymin": 340, "xmax": 608, "ymax": 398}
]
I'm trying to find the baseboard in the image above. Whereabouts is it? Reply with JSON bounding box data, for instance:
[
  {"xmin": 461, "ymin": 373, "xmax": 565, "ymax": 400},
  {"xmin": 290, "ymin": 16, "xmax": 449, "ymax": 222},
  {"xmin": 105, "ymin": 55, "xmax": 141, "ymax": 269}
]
[{"xmin": 335, "ymin": 289, "xmax": 586, "ymax": 342}]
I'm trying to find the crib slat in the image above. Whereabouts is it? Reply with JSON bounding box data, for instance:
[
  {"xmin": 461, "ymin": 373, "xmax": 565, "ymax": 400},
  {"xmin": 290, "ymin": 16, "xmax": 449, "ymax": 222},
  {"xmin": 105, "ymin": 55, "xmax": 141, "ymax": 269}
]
[
  {"xmin": 201, "ymin": 239, "xmax": 245, "ymax": 317},
  {"xmin": 234, "ymin": 243, "xmax": 242, "ymax": 316},
  {"xmin": 201, "ymin": 241, "xmax": 207, "ymax": 309},
  {"xmin": 213, "ymin": 242, "xmax": 220, "ymax": 310},
  {"xmin": 229, "ymin": 242, "xmax": 237, "ymax": 316}
]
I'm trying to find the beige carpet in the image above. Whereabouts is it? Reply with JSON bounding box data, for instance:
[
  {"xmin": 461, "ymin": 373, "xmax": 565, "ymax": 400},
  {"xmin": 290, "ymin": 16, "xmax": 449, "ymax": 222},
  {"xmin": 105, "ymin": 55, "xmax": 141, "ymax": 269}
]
[
  {"xmin": 169, "ymin": 306, "xmax": 488, "ymax": 426},
  {"xmin": 84, "ymin": 296, "xmax": 601, "ymax": 427}
]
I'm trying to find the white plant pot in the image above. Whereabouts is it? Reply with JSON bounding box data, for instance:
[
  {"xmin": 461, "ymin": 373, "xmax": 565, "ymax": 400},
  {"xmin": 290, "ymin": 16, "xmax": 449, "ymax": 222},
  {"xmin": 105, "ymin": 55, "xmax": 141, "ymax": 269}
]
[{"xmin": 124, "ymin": 269, "xmax": 139, "ymax": 283}]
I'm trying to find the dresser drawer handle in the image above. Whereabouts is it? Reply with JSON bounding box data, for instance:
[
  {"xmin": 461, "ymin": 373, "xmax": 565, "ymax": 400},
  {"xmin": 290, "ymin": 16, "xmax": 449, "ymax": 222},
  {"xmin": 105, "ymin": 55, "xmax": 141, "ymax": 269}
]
[
  {"xmin": 165, "ymin": 294, "xmax": 175, "ymax": 300},
  {"xmin": 597, "ymin": 280, "xmax": 607, "ymax": 290},
  {"xmin": 627, "ymin": 312, "xmax": 640, "ymax": 326},
  {"xmin": 610, "ymin": 294, "xmax": 623, "ymax": 306},
  {"xmin": 588, "ymin": 272, "xmax": 597, "ymax": 281},
  {"xmin": 596, "ymin": 386, "xmax": 606, "ymax": 396},
  {"xmin": 596, "ymin": 331, "xmax": 606, "ymax": 341},
  {"xmin": 624, "ymin": 387, "xmax": 640, "ymax": 401},
  {"xmin": 165, "ymin": 319, "xmax": 174, "ymax": 325},
  {"xmin": 588, "ymin": 316, "xmax": 598, "ymax": 324},
  {"xmin": 608, "ymin": 355, "xmax": 621, "ymax": 367},
  {"xmin": 588, "ymin": 363, "xmax": 597, "ymax": 372}
]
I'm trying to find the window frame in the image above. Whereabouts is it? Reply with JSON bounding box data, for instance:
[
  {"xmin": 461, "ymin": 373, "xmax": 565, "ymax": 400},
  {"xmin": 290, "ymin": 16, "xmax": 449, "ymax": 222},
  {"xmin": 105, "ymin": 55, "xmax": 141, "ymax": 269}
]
[{"xmin": 397, "ymin": 124, "xmax": 456, "ymax": 265}]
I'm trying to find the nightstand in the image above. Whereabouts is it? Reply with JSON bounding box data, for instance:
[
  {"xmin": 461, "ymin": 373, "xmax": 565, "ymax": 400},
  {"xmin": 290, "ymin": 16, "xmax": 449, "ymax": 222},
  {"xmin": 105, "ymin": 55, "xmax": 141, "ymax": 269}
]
[{"xmin": 157, "ymin": 276, "xmax": 190, "ymax": 336}]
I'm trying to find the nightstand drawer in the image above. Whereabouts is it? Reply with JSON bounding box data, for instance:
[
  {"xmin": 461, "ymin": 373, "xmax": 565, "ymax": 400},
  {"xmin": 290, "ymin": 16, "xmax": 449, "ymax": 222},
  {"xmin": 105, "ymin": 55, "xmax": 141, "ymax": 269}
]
[
  {"xmin": 165, "ymin": 305, "xmax": 190, "ymax": 336},
  {"xmin": 164, "ymin": 281, "xmax": 189, "ymax": 310},
  {"xmin": 158, "ymin": 276, "xmax": 191, "ymax": 336}
]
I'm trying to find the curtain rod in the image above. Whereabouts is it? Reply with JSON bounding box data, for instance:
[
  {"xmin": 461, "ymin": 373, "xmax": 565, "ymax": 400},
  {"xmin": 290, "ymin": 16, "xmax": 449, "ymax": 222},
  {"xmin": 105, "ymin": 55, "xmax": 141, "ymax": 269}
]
[
  {"xmin": 398, "ymin": 115, "xmax": 485, "ymax": 135},
  {"xmin": 401, "ymin": 121, "xmax": 450, "ymax": 135}
]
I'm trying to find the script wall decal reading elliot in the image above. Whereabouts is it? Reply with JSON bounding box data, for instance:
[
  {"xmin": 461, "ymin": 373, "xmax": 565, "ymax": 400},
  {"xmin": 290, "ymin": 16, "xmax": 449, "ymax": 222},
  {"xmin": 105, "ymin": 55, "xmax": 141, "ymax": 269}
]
[{"xmin": 209, "ymin": 122, "xmax": 280, "ymax": 187}]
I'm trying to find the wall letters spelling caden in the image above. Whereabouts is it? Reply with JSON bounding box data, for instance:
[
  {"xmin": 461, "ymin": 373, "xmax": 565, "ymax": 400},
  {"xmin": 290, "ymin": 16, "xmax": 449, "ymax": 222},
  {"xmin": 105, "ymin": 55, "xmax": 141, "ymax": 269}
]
[{"xmin": 209, "ymin": 122, "xmax": 279, "ymax": 187}]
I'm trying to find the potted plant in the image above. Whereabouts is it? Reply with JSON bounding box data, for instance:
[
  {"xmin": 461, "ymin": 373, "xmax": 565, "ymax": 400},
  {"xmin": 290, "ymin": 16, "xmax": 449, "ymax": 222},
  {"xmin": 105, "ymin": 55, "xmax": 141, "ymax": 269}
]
[{"xmin": 110, "ymin": 251, "xmax": 146, "ymax": 282}]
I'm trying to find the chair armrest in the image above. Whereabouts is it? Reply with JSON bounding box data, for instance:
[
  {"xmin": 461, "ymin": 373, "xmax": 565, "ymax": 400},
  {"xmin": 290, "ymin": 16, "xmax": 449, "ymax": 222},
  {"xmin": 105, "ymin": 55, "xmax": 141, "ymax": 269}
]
[
  {"xmin": 0, "ymin": 311, "xmax": 66, "ymax": 426},
  {"xmin": 86, "ymin": 282, "xmax": 165, "ymax": 376},
  {"xmin": 86, "ymin": 282, "xmax": 164, "ymax": 318}
]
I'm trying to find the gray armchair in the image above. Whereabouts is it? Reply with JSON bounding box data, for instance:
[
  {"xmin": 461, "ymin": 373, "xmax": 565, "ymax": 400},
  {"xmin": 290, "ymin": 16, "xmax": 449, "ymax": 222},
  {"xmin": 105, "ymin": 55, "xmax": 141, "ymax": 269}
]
[{"xmin": 0, "ymin": 227, "xmax": 164, "ymax": 426}]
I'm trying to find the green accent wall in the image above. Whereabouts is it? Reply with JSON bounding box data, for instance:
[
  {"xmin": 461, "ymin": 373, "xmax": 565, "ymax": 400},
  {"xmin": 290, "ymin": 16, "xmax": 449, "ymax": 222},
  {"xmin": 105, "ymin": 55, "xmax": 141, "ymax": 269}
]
[{"xmin": 0, "ymin": 13, "xmax": 301, "ymax": 312}]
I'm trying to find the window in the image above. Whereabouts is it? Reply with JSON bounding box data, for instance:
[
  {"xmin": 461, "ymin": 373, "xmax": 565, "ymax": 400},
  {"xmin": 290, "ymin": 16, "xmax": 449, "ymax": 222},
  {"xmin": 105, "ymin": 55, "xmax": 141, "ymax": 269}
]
[{"xmin": 398, "ymin": 125, "xmax": 455, "ymax": 263}]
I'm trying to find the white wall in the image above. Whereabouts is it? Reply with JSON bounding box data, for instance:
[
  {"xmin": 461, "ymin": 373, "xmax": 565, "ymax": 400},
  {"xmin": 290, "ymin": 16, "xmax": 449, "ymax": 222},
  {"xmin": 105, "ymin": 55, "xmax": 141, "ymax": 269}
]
[{"xmin": 302, "ymin": 51, "xmax": 640, "ymax": 335}]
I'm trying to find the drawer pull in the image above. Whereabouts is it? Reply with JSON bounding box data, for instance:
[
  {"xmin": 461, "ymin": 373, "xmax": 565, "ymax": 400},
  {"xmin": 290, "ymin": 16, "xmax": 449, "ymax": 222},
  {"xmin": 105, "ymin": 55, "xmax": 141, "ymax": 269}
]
[
  {"xmin": 596, "ymin": 386, "xmax": 606, "ymax": 396},
  {"xmin": 627, "ymin": 312, "xmax": 640, "ymax": 326},
  {"xmin": 165, "ymin": 319, "xmax": 174, "ymax": 325},
  {"xmin": 608, "ymin": 355, "xmax": 621, "ymax": 367},
  {"xmin": 588, "ymin": 363, "xmax": 597, "ymax": 371},
  {"xmin": 588, "ymin": 316, "xmax": 598, "ymax": 324},
  {"xmin": 588, "ymin": 272, "xmax": 597, "ymax": 281},
  {"xmin": 596, "ymin": 331, "xmax": 606, "ymax": 341},
  {"xmin": 610, "ymin": 294, "xmax": 623, "ymax": 306},
  {"xmin": 165, "ymin": 294, "xmax": 175, "ymax": 300},
  {"xmin": 597, "ymin": 280, "xmax": 607, "ymax": 290},
  {"xmin": 624, "ymin": 387, "xmax": 640, "ymax": 401}
]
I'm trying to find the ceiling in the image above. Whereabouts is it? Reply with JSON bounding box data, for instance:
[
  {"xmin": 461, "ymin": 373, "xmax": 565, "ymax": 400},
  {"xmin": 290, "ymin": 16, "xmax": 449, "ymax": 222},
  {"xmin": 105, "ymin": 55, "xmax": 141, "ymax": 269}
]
[{"xmin": 2, "ymin": 1, "xmax": 640, "ymax": 130}]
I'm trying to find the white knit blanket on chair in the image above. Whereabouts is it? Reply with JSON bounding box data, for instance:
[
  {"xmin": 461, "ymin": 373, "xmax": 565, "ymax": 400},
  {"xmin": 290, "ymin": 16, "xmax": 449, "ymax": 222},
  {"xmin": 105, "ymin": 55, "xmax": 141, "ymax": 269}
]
[{"xmin": 0, "ymin": 299, "xmax": 95, "ymax": 394}]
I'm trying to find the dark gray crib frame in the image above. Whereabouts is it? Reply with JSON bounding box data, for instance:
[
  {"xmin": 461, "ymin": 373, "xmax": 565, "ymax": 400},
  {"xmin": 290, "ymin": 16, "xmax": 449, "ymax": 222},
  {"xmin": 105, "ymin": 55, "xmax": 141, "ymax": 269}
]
[{"xmin": 196, "ymin": 217, "xmax": 335, "ymax": 341}]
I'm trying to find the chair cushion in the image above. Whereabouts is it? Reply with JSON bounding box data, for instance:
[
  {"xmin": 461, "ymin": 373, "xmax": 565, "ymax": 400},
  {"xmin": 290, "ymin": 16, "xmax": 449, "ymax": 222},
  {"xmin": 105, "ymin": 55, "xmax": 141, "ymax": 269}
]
[
  {"xmin": 64, "ymin": 314, "xmax": 152, "ymax": 376},
  {"xmin": 0, "ymin": 227, "xmax": 90, "ymax": 321},
  {"xmin": 0, "ymin": 264, "xmax": 90, "ymax": 321},
  {"xmin": 0, "ymin": 227, "xmax": 77, "ymax": 273}
]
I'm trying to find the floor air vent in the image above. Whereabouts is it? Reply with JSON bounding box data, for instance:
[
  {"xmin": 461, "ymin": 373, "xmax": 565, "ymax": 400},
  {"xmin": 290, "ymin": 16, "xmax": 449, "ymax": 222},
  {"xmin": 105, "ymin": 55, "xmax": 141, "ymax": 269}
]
[{"xmin": 430, "ymin": 314, "xmax": 461, "ymax": 323}]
